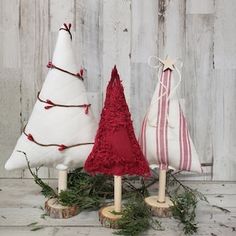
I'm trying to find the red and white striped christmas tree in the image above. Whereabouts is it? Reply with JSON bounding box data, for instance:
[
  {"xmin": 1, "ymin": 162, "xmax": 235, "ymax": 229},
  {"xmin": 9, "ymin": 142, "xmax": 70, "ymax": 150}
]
[{"xmin": 140, "ymin": 56, "xmax": 202, "ymax": 217}]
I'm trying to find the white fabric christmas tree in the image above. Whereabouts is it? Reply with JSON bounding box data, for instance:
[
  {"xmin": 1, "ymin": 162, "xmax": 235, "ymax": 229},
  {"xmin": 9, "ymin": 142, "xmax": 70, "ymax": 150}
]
[
  {"xmin": 139, "ymin": 57, "xmax": 202, "ymax": 173},
  {"xmin": 5, "ymin": 24, "xmax": 97, "ymax": 171}
]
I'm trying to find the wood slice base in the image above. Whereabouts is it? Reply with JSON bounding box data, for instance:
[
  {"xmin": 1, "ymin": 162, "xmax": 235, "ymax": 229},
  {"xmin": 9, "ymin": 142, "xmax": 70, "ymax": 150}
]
[
  {"xmin": 45, "ymin": 198, "xmax": 79, "ymax": 219},
  {"xmin": 145, "ymin": 196, "xmax": 173, "ymax": 218},
  {"xmin": 98, "ymin": 205, "xmax": 122, "ymax": 229}
]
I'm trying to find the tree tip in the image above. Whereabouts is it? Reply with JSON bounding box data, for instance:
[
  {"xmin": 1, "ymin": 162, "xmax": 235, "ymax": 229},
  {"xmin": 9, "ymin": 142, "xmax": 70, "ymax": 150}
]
[{"xmin": 111, "ymin": 65, "xmax": 119, "ymax": 79}]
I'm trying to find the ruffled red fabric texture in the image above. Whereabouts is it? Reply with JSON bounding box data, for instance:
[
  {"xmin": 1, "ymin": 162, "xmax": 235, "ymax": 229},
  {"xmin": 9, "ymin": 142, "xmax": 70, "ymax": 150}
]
[{"xmin": 84, "ymin": 66, "xmax": 150, "ymax": 177}]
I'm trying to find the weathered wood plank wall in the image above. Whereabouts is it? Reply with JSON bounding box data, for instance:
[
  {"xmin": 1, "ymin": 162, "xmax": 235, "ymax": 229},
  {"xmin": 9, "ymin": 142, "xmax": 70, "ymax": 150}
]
[{"xmin": 0, "ymin": 0, "xmax": 235, "ymax": 180}]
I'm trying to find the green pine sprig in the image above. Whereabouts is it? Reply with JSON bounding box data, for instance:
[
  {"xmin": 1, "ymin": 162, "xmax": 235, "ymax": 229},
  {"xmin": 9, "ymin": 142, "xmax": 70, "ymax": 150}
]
[
  {"xmin": 18, "ymin": 150, "xmax": 57, "ymax": 198},
  {"xmin": 114, "ymin": 193, "xmax": 164, "ymax": 236},
  {"xmin": 23, "ymin": 156, "xmax": 209, "ymax": 236},
  {"xmin": 171, "ymin": 191, "xmax": 198, "ymax": 234},
  {"xmin": 167, "ymin": 170, "xmax": 208, "ymax": 235}
]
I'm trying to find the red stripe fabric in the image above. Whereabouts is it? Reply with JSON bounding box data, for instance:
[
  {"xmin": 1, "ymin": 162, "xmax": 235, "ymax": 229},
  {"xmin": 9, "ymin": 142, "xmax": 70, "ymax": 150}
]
[
  {"xmin": 156, "ymin": 70, "xmax": 171, "ymax": 170},
  {"xmin": 186, "ymin": 124, "xmax": 192, "ymax": 171},
  {"xmin": 139, "ymin": 113, "xmax": 148, "ymax": 160},
  {"xmin": 179, "ymin": 106, "xmax": 183, "ymax": 170},
  {"xmin": 179, "ymin": 106, "xmax": 192, "ymax": 171},
  {"xmin": 143, "ymin": 115, "xmax": 148, "ymax": 158},
  {"xmin": 139, "ymin": 67, "xmax": 201, "ymax": 173}
]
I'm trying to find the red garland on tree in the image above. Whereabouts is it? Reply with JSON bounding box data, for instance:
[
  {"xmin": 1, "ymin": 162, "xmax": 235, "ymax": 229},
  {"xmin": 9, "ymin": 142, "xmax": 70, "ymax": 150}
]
[{"xmin": 84, "ymin": 66, "xmax": 150, "ymax": 177}]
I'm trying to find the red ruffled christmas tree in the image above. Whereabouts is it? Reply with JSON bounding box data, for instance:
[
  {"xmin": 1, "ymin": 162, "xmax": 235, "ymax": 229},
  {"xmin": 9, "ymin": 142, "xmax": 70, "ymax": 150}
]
[
  {"xmin": 84, "ymin": 66, "xmax": 150, "ymax": 177},
  {"xmin": 85, "ymin": 66, "xmax": 150, "ymax": 227}
]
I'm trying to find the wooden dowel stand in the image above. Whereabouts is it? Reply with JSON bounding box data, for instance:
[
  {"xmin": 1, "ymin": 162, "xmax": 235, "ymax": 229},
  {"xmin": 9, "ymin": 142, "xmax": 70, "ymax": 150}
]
[
  {"xmin": 114, "ymin": 175, "xmax": 122, "ymax": 212},
  {"xmin": 158, "ymin": 169, "xmax": 166, "ymax": 203},
  {"xmin": 45, "ymin": 169, "xmax": 79, "ymax": 219},
  {"xmin": 99, "ymin": 175, "xmax": 122, "ymax": 228},
  {"xmin": 58, "ymin": 169, "xmax": 67, "ymax": 194},
  {"xmin": 145, "ymin": 169, "xmax": 173, "ymax": 217}
]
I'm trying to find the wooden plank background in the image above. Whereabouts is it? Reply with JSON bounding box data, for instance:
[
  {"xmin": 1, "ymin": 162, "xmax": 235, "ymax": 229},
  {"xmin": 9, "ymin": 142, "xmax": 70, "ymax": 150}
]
[{"xmin": 0, "ymin": 0, "xmax": 235, "ymax": 180}]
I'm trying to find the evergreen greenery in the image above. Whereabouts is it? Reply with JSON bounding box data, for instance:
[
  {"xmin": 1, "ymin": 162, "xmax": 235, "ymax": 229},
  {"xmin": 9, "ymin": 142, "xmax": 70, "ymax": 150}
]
[
  {"xmin": 22, "ymin": 151, "xmax": 208, "ymax": 236},
  {"xmin": 167, "ymin": 170, "xmax": 208, "ymax": 235},
  {"xmin": 114, "ymin": 193, "xmax": 164, "ymax": 236},
  {"xmin": 59, "ymin": 169, "xmax": 112, "ymax": 210},
  {"xmin": 18, "ymin": 151, "xmax": 57, "ymax": 198},
  {"xmin": 171, "ymin": 191, "xmax": 198, "ymax": 234}
]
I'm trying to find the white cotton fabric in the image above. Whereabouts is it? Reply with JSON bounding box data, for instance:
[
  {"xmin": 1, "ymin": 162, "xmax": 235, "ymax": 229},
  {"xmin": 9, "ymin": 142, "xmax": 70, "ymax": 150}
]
[
  {"xmin": 5, "ymin": 26, "xmax": 97, "ymax": 171},
  {"xmin": 140, "ymin": 67, "xmax": 202, "ymax": 173}
]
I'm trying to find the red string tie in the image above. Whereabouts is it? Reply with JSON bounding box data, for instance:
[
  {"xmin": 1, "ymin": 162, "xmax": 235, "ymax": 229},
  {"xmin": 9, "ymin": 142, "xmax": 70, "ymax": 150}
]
[
  {"xmin": 46, "ymin": 99, "xmax": 54, "ymax": 105},
  {"xmin": 83, "ymin": 104, "xmax": 90, "ymax": 114},
  {"xmin": 58, "ymin": 144, "xmax": 68, "ymax": 152},
  {"xmin": 46, "ymin": 61, "xmax": 84, "ymax": 81},
  {"xmin": 80, "ymin": 68, "xmax": 84, "ymax": 77},
  {"xmin": 75, "ymin": 68, "xmax": 84, "ymax": 79},
  {"xmin": 27, "ymin": 134, "xmax": 34, "ymax": 142},
  {"xmin": 44, "ymin": 99, "xmax": 55, "ymax": 109},
  {"xmin": 64, "ymin": 23, "xmax": 71, "ymax": 31},
  {"xmin": 47, "ymin": 61, "xmax": 54, "ymax": 69},
  {"xmin": 44, "ymin": 105, "xmax": 53, "ymax": 110},
  {"xmin": 59, "ymin": 23, "xmax": 72, "ymax": 40}
]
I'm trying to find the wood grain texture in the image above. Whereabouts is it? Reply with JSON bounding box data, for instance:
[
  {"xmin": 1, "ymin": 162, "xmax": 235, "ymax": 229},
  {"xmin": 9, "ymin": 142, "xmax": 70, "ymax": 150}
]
[
  {"xmin": 212, "ymin": 0, "xmax": 236, "ymax": 180},
  {"xmin": 0, "ymin": 0, "xmax": 20, "ymax": 69},
  {"xmin": 158, "ymin": 0, "xmax": 186, "ymax": 59},
  {"xmin": 0, "ymin": 70, "xmax": 22, "ymax": 178},
  {"xmin": 1, "ymin": 224, "xmax": 236, "ymax": 236},
  {"xmin": 212, "ymin": 69, "xmax": 236, "ymax": 180},
  {"xmin": 19, "ymin": 0, "xmax": 50, "ymax": 178},
  {"xmin": 50, "ymin": 0, "xmax": 75, "ymax": 32},
  {"xmin": 0, "ymin": 0, "xmax": 236, "ymax": 180},
  {"xmin": 0, "ymin": 179, "xmax": 236, "ymax": 235},
  {"xmin": 214, "ymin": 0, "xmax": 236, "ymax": 69},
  {"xmin": 183, "ymin": 14, "xmax": 214, "ymax": 167},
  {"xmin": 186, "ymin": 0, "xmax": 215, "ymax": 14},
  {"xmin": 0, "ymin": 0, "xmax": 21, "ymax": 178},
  {"xmin": 102, "ymin": 0, "xmax": 131, "ymax": 104},
  {"xmin": 45, "ymin": 198, "xmax": 79, "ymax": 219},
  {"xmin": 130, "ymin": 0, "xmax": 158, "ymax": 132},
  {"xmin": 75, "ymin": 0, "xmax": 102, "ymax": 119}
]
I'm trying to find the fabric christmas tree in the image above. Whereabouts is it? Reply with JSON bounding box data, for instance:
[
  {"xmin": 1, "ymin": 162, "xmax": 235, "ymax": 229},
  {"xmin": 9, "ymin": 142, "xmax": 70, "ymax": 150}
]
[
  {"xmin": 84, "ymin": 66, "xmax": 150, "ymax": 177},
  {"xmin": 5, "ymin": 23, "xmax": 97, "ymax": 171},
  {"xmin": 139, "ymin": 57, "xmax": 202, "ymax": 173},
  {"xmin": 84, "ymin": 66, "xmax": 150, "ymax": 227}
]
